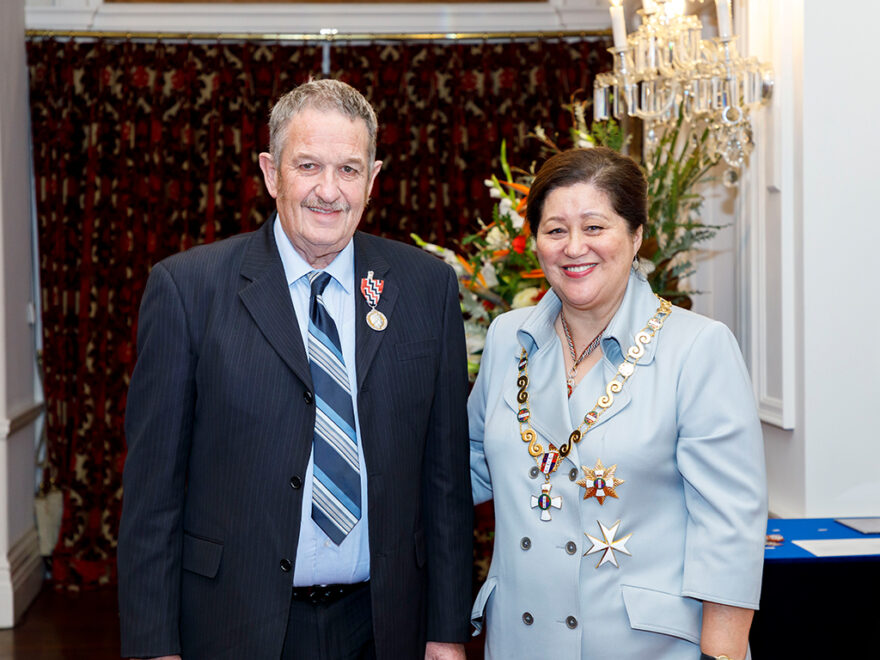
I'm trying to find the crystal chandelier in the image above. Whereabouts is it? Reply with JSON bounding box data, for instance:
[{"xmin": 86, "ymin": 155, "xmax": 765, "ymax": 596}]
[{"xmin": 593, "ymin": 0, "xmax": 773, "ymax": 185}]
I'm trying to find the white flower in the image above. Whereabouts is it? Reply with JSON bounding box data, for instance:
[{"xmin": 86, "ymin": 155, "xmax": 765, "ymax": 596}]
[
  {"xmin": 534, "ymin": 125, "xmax": 547, "ymax": 141},
  {"xmin": 461, "ymin": 289, "xmax": 488, "ymax": 322},
  {"xmin": 484, "ymin": 178, "xmax": 502, "ymax": 199},
  {"xmin": 418, "ymin": 242, "xmax": 465, "ymax": 277},
  {"xmin": 574, "ymin": 102, "xmax": 586, "ymax": 126},
  {"xmin": 511, "ymin": 287, "xmax": 541, "ymax": 309},
  {"xmin": 498, "ymin": 197, "xmax": 514, "ymax": 218},
  {"xmin": 575, "ymin": 131, "xmax": 595, "ymax": 149},
  {"xmin": 480, "ymin": 261, "xmax": 499, "ymax": 289},
  {"xmin": 464, "ymin": 321, "xmax": 487, "ymax": 359},
  {"xmin": 510, "ymin": 212, "xmax": 525, "ymax": 230},
  {"xmin": 485, "ymin": 226, "xmax": 508, "ymax": 251},
  {"xmin": 635, "ymin": 258, "xmax": 655, "ymax": 278}
]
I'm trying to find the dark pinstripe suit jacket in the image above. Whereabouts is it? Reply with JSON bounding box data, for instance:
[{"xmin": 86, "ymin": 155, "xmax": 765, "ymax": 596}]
[{"xmin": 118, "ymin": 218, "xmax": 473, "ymax": 659}]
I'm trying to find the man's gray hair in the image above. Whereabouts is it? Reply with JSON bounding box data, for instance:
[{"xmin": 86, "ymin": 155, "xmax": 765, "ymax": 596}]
[{"xmin": 268, "ymin": 79, "xmax": 378, "ymax": 167}]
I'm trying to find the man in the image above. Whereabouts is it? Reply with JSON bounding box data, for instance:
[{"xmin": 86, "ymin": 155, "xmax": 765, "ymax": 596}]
[{"xmin": 118, "ymin": 79, "xmax": 473, "ymax": 660}]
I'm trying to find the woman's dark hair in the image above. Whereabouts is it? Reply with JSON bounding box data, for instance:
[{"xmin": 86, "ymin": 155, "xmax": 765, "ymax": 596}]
[{"xmin": 526, "ymin": 147, "xmax": 647, "ymax": 235}]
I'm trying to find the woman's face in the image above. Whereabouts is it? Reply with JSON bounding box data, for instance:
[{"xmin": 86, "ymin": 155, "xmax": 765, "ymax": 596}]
[{"xmin": 536, "ymin": 181, "xmax": 642, "ymax": 316}]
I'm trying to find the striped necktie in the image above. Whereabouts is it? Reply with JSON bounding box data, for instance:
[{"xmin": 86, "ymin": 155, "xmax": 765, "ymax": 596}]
[{"xmin": 306, "ymin": 271, "xmax": 361, "ymax": 545}]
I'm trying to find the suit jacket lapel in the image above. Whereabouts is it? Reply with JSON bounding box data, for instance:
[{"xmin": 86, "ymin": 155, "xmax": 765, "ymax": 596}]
[
  {"xmin": 353, "ymin": 232, "xmax": 398, "ymax": 390},
  {"xmin": 503, "ymin": 340, "xmax": 572, "ymax": 443},
  {"xmin": 238, "ymin": 217, "xmax": 312, "ymax": 389}
]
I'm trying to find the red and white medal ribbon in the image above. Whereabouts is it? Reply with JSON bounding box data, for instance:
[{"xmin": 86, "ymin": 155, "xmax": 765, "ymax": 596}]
[{"xmin": 360, "ymin": 270, "xmax": 388, "ymax": 331}]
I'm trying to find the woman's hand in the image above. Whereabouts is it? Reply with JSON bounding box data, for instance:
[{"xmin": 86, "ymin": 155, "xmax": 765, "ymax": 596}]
[{"xmin": 700, "ymin": 601, "xmax": 754, "ymax": 659}]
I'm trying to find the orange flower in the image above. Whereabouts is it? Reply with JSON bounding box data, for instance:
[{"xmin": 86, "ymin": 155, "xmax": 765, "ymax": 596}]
[
  {"xmin": 500, "ymin": 181, "xmax": 530, "ymax": 195},
  {"xmin": 520, "ymin": 269, "xmax": 545, "ymax": 279}
]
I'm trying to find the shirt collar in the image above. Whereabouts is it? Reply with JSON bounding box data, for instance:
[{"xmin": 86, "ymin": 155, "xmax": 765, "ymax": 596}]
[
  {"xmin": 516, "ymin": 288, "xmax": 562, "ymax": 354},
  {"xmin": 515, "ymin": 270, "xmax": 660, "ymax": 363},
  {"xmin": 273, "ymin": 217, "xmax": 354, "ymax": 293},
  {"xmin": 601, "ymin": 271, "xmax": 662, "ymax": 364}
]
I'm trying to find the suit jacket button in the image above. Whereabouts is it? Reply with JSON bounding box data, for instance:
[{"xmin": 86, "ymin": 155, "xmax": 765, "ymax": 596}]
[
  {"xmin": 520, "ymin": 537, "xmax": 531, "ymax": 551},
  {"xmin": 303, "ymin": 390, "xmax": 313, "ymax": 404},
  {"xmin": 566, "ymin": 615, "xmax": 578, "ymax": 629},
  {"xmin": 569, "ymin": 468, "xmax": 579, "ymax": 481},
  {"xmin": 280, "ymin": 559, "xmax": 292, "ymax": 572},
  {"xmin": 522, "ymin": 612, "xmax": 534, "ymax": 626},
  {"xmin": 290, "ymin": 476, "xmax": 302, "ymax": 489},
  {"xmin": 565, "ymin": 541, "xmax": 577, "ymax": 555}
]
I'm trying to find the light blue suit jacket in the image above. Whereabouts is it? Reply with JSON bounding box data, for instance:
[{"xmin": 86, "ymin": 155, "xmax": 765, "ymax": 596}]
[{"xmin": 469, "ymin": 272, "xmax": 766, "ymax": 659}]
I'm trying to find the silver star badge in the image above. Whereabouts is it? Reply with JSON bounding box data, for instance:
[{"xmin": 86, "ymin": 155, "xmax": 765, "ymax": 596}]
[{"xmin": 584, "ymin": 520, "xmax": 632, "ymax": 568}]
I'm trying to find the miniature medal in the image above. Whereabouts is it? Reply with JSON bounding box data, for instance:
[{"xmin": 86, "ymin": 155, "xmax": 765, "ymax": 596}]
[
  {"xmin": 584, "ymin": 520, "xmax": 632, "ymax": 568},
  {"xmin": 538, "ymin": 445, "xmax": 561, "ymax": 476},
  {"xmin": 360, "ymin": 270, "xmax": 387, "ymax": 331},
  {"xmin": 531, "ymin": 483, "xmax": 562, "ymax": 521},
  {"xmin": 576, "ymin": 458, "xmax": 624, "ymax": 505}
]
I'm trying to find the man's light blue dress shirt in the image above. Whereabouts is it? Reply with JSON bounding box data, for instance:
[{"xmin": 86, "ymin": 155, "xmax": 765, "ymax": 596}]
[{"xmin": 274, "ymin": 219, "xmax": 370, "ymax": 586}]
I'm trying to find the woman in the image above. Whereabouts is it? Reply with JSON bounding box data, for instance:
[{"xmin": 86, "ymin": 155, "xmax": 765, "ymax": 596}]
[{"xmin": 469, "ymin": 147, "xmax": 766, "ymax": 659}]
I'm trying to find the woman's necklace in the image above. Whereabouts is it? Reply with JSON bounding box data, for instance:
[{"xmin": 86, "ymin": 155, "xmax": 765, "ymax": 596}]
[
  {"xmin": 559, "ymin": 309, "xmax": 606, "ymax": 398},
  {"xmin": 516, "ymin": 295, "xmax": 672, "ymax": 522}
]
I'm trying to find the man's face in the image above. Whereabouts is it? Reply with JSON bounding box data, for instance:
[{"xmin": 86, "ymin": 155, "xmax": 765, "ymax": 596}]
[{"xmin": 259, "ymin": 107, "xmax": 382, "ymax": 268}]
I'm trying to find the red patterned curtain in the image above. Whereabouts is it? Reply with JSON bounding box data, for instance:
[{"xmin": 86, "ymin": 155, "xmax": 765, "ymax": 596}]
[{"xmin": 26, "ymin": 36, "xmax": 610, "ymax": 590}]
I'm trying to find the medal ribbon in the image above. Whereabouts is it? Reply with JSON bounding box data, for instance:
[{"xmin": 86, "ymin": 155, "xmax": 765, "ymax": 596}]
[{"xmin": 360, "ymin": 270, "xmax": 384, "ymax": 308}]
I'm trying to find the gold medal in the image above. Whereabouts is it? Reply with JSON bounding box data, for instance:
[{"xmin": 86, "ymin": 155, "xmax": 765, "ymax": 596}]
[
  {"xmin": 366, "ymin": 308, "xmax": 388, "ymax": 331},
  {"xmin": 576, "ymin": 458, "xmax": 624, "ymax": 505}
]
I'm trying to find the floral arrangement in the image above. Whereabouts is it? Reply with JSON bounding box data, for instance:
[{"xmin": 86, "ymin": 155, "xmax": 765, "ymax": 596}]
[{"xmin": 414, "ymin": 95, "xmax": 723, "ymax": 377}]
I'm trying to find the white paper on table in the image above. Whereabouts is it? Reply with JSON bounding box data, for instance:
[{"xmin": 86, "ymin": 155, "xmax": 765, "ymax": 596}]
[
  {"xmin": 792, "ymin": 538, "xmax": 880, "ymax": 557},
  {"xmin": 835, "ymin": 517, "xmax": 880, "ymax": 534}
]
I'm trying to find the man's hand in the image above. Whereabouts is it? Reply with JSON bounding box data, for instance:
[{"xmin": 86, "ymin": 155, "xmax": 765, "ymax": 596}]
[{"xmin": 425, "ymin": 641, "xmax": 466, "ymax": 660}]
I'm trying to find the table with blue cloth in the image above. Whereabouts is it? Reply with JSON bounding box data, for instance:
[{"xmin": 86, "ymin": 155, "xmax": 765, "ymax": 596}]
[{"xmin": 750, "ymin": 518, "xmax": 880, "ymax": 656}]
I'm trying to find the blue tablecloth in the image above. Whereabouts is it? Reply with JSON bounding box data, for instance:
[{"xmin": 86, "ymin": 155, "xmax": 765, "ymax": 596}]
[{"xmin": 765, "ymin": 517, "xmax": 880, "ymax": 562}]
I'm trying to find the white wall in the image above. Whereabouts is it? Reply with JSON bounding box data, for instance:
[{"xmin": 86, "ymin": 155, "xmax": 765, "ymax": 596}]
[
  {"xmin": 800, "ymin": 1, "xmax": 880, "ymax": 515},
  {"xmin": 0, "ymin": 0, "xmax": 45, "ymax": 628},
  {"xmin": 745, "ymin": 0, "xmax": 880, "ymax": 517}
]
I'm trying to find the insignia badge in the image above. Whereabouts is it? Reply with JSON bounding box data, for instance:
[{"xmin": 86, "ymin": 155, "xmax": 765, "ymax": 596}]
[
  {"xmin": 539, "ymin": 449, "xmax": 560, "ymax": 475},
  {"xmin": 360, "ymin": 270, "xmax": 387, "ymax": 331},
  {"xmin": 584, "ymin": 520, "xmax": 632, "ymax": 568},
  {"xmin": 576, "ymin": 458, "xmax": 624, "ymax": 505},
  {"xmin": 530, "ymin": 483, "xmax": 562, "ymax": 521}
]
